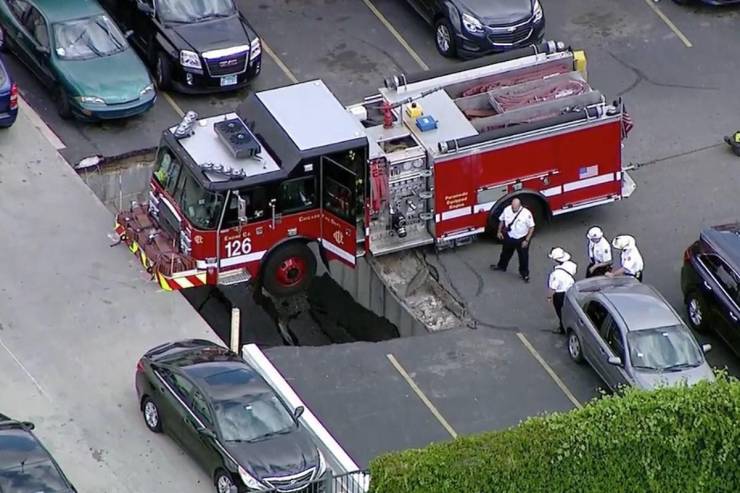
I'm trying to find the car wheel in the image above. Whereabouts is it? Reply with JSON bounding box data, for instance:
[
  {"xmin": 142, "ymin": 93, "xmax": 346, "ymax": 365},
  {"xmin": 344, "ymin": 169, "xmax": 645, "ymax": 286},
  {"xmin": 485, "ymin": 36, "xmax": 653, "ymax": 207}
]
[
  {"xmin": 434, "ymin": 18, "xmax": 457, "ymax": 58},
  {"xmin": 686, "ymin": 291, "xmax": 709, "ymax": 333},
  {"xmin": 262, "ymin": 242, "xmax": 317, "ymax": 298},
  {"xmin": 214, "ymin": 471, "xmax": 235, "ymax": 493},
  {"xmin": 567, "ymin": 330, "xmax": 584, "ymax": 364},
  {"xmin": 155, "ymin": 52, "xmax": 172, "ymax": 90},
  {"xmin": 56, "ymin": 88, "xmax": 73, "ymax": 120},
  {"xmin": 141, "ymin": 397, "xmax": 163, "ymax": 433}
]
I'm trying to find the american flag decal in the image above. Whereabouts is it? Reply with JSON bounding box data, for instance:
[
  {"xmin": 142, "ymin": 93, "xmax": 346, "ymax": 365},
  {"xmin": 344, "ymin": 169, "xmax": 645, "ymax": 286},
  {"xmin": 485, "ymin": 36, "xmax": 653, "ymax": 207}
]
[{"xmin": 579, "ymin": 165, "xmax": 599, "ymax": 179}]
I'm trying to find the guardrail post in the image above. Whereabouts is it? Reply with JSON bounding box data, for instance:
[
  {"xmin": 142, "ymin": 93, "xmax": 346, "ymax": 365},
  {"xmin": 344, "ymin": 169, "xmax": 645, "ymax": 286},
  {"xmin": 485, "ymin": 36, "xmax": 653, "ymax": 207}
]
[{"xmin": 230, "ymin": 307, "xmax": 240, "ymax": 353}]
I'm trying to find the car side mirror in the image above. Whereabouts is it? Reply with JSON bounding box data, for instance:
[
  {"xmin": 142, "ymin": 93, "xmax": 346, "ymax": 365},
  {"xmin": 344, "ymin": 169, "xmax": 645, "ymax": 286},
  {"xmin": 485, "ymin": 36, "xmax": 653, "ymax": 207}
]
[
  {"xmin": 136, "ymin": 0, "xmax": 154, "ymax": 15},
  {"xmin": 37, "ymin": 46, "xmax": 50, "ymax": 56},
  {"xmin": 607, "ymin": 355, "xmax": 622, "ymax": 367},
  {"xmin": 124, "ymin": 30, "xmax": 134, "ymax": 39},
  {"xmin": 236, "ymin": 194, "xmax": 248, "ymax": 224},
  {"xmin": 702, "ymin": 344, "xmax": 712, "ymax": 354},
  {"xmin": 294, "ymin": 406, "xmax": 305, "ymax": 419},
  {"xmin": 198, "ymin": 427, "xmax": 216, "ymax": 439},
  {"xmin": 21, "ymin": 421, "xmax": 35, "ymax": 431}
]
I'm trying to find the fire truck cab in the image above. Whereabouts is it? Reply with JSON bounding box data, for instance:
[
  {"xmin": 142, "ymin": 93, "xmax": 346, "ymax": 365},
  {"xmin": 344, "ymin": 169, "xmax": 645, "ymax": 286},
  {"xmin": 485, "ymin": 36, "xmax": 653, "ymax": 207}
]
[{"xmin": 114, "ymin": 41, "xmax": 635, "ymax": 297}]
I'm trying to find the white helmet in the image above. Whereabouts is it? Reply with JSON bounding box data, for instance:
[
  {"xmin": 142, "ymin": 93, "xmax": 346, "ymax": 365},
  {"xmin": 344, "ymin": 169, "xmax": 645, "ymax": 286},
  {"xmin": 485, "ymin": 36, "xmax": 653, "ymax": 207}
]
[
  {"xmin": 586, "ymin": 226, "xmax": 604, "ymax": 241},
  {"xmin": 548, "ymin": 247, "xmax": 571, "ymax": 263},
  {"xmin": 612, "ymin": 234, "xmax": 636, "ymax": 250}
]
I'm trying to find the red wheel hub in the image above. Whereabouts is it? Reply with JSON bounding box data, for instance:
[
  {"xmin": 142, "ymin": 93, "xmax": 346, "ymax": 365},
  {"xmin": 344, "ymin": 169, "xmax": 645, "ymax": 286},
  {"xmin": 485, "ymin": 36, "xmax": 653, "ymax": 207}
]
[{"xmin": 275, "ymin": 256, "xmax": 306, "ymax": 287}]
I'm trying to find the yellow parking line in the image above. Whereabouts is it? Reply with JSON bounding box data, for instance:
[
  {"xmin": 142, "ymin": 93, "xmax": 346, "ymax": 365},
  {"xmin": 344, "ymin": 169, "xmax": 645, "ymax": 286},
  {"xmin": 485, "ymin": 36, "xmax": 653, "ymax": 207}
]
[
  {"xmin": 516, "ymin": 333, "xmax": 583, "ymax": 409},
  {"xmin": 262, "ymin": 41, "xmax": 299, "ymax": 84},
  {"xmin": 362, "ymin": 0, "xmax": 430, "ymax": 71},
  {"xmin": 644, "ymin": 0, "xmax": 692, "ymax": 48},
  {"xmin": 387, "ymin": 353, "xmax": 458, "ymax": 438},
  {"xmin": 162, "ymin": 92, "xmax": 185, "ymax": 117}
]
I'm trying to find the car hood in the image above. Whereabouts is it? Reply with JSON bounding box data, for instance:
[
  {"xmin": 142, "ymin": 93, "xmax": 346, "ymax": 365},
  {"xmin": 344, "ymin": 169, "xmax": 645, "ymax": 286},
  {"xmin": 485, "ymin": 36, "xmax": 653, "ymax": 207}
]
[
  {"xmin": 56, "ymin": 50, "xmax": 151, "ymax": 104},
  {"xmin": 168, "ymin": 15, "xmax": 250, "ymax": 54},
  {"xmin": 461, "ymin": 0, "xmax": 534, "ymax": 24},
  {"xmin": 224, "ymin": 428, "xmax": 319, "ymax": 480},
  {"xmin": 633, "ymin": 364, "xmax": 715, "ymax": 390}
]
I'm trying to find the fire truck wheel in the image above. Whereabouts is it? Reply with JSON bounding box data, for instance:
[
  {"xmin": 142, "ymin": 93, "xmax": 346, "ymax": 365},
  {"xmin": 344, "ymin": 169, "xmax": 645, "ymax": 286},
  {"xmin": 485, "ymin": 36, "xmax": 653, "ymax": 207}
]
[{"xmin": 262, "ymin": 242, "xmax": 317, "ymax": 297}]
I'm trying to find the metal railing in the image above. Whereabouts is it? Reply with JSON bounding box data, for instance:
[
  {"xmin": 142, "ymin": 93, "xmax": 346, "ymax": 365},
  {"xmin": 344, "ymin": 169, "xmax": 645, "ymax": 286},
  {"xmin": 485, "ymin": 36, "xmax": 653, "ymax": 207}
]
[{"xmin": 262, "ymin": 470, "xmax": 370, "ymax": 493}]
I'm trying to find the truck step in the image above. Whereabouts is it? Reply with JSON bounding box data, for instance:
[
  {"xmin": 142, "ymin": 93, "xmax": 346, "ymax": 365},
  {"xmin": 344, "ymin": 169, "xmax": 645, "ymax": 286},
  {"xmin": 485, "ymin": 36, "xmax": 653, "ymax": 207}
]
[{"xmin": 218, "ymin": 269, "xmax": 252, "ymax": 286}]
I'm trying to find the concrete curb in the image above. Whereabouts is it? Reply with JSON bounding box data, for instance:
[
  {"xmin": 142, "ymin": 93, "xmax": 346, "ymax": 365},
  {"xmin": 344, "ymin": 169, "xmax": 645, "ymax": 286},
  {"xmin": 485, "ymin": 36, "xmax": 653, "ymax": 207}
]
[{"xmin": 242, "ymin": 344, "xmax": 370, "ymax": 491}]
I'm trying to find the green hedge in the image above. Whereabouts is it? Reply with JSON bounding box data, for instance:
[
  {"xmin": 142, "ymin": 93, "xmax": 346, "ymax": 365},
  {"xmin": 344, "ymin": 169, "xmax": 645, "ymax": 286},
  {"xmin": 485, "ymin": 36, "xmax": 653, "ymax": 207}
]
[{"xmin": 368, "ymin": 377, "xmax": 740, "ymax": 493}]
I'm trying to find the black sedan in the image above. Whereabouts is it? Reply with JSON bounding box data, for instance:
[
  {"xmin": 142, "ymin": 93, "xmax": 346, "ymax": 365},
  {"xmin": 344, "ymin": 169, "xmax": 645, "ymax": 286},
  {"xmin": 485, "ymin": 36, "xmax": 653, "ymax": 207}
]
[
  {"xmin": 100, "ymin": 0, "xmax": 261, "ymax": 93},
  {"xmin": 405, "ymin": 0, "xmax": 545, "ymax": 58},
  {"xmin": 0, "ymin": 414, "xmax": 77, "ymax": 493},
  {"xmin": 135, "ymin": 339, "xmax": 327, "ymax": 493},
  {"xmin": 681, "ymin": 223, "xmax": 740, "ymax": 357}
]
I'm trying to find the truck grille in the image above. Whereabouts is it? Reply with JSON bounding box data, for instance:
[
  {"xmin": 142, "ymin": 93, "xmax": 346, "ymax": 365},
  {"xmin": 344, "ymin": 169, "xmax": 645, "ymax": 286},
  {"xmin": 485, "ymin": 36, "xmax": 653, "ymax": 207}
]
[
  {"xmin": 487, "ymin": 19, "xmax": 533, "ymax": 46},
  {"xmin": 205, "ymin": 52, "xmax": 248, "ymax": 77},
  {"xmin": 264, "ymin": 468, "xmax": 315, "ymax": 492}
]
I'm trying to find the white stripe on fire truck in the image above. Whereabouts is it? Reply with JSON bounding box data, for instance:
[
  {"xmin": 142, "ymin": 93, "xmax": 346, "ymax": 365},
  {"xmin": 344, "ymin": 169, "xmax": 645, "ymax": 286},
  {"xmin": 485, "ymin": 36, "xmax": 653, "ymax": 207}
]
[
  {"xmin": 176, "ymin": 277, "xmax": 195, "ymax": 289},
  {"xmin": 321, "ymin": 239, "xmax": 356, "ymax": 265},
  {"xmin": 552, "ymin": 197, "xmax": 617, "ymax": 216},
  {"xmin": 616, "ymin": 171, "xmax": 622, "ymax": 180},
  {"xmin": 541, "ymin": 185, "xmax": 562, "ymax": 197},
  {"xmin": 441, "ymin": 207, "xmax": 472, "ymax": 221},
  {"xmin": 160, "ymin": 196, "xmax": 182, "ymax": 221},
  {"xmin": 442, "ymin": 227, "xmax": 485, "ymax": 241},
  {"xmin": 473, "ymin": 201, "xmax": 496, "ymax": 214},
  {"xmin": 220, "ymin": 250, "xmax": 267, "ymax": 268},
  {"xmin": 562, "ymin": 173, "xmax": 615, "ymax": 193}
]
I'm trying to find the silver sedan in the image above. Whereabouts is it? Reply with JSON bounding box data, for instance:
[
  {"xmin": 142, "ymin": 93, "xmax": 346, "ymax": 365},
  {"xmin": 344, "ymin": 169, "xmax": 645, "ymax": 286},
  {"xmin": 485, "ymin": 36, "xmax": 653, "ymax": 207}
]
[{"xmin": 562, "ymin": 277, "xmax": 715, "ymax": 391}]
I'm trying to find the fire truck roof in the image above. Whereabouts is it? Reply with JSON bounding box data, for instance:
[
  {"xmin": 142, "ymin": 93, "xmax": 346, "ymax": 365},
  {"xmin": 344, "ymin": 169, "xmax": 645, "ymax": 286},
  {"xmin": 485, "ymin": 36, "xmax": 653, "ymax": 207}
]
[{"xmin": 254, "ymin": 80, "xmax": 367, "ymax": 152}]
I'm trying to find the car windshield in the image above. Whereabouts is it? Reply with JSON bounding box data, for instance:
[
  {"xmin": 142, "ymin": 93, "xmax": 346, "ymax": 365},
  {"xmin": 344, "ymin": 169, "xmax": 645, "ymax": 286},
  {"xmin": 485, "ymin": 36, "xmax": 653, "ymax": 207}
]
[
  {"xmin": 158, "ymin": 0, "xmax": 237, "ymax": 23},
  {"xmin": 53, "ymin": 15, "xmax": 127, "ymax": 60},
  {"xmin": 214, "ymin": 393, "xmax": 296, "ymax": 442},
  {"xmin": 627, "ymin": 325, "xmax": 704, "ymax": 371},
  {"xmin": 175, "ymin": 172, "xmax": 225, "ymax": 230},
  {"xmin": 0, "ymin": 459, "xmax": 69, "ymax": 493}
]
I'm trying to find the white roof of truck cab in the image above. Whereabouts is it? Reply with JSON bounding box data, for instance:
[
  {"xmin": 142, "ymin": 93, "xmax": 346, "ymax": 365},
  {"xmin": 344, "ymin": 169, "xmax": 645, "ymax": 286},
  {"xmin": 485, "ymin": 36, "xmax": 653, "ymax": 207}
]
[{"xmin": 256, "ymin": 80, "xmax": 366, "ymax": 152}]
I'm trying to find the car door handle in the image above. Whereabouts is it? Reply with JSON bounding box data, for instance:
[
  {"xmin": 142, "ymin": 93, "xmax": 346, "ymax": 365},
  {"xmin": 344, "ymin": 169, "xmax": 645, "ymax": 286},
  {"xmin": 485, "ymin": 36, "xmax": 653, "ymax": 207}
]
[
  {"xmin": 703, "ymin": 281, "xmax": 713, "ymax": 291},
  {"xmin": 576, "ymin": 319, "xmax": 584, "ymax": 326},
  {"xmin": 730, "ymin": 312, "xmax": 738, "ymax": 323}
]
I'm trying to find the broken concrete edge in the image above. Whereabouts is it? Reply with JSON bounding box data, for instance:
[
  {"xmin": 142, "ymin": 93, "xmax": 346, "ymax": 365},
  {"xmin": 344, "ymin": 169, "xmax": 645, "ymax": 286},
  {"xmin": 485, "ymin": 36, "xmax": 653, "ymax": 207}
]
[
  {"xmin": 241, "ymin": 344, "xmax": 370, "ymax": 490},
  {"xmin": 74, "ymin": 147, "xmax": 157, "ymax": 171}
]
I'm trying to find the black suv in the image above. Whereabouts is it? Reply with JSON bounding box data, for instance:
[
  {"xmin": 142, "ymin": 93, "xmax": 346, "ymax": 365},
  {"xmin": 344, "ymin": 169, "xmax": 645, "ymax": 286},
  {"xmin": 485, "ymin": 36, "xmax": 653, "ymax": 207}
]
[
  {"xmin": 405, "ymin": 0, "xmax": 545, "ymax": 58},
  {"xmin": 100, "ymin": 0, "xmax": 261, "ymax": 93},
  {"xmin": 682, "ymin": 223, "xmax": 740, "ymax": 356},
  {"xmin": 0, "ymin": 414, "xmax": 77, "ymax": 493}
]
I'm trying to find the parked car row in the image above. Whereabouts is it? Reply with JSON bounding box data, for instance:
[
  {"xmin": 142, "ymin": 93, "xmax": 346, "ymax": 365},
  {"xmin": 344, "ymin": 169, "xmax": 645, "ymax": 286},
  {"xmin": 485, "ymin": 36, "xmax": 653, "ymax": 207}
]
[{"xmin": 0, "ymin": 0, "xmax": 262, "ymax": 122}]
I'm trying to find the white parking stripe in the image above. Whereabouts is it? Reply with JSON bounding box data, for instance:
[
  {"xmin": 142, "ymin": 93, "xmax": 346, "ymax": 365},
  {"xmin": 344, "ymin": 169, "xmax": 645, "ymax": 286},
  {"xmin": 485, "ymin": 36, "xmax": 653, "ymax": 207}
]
[{"xmin": 361, "ymin": 0, "xmax": 430, "ymax": 71}]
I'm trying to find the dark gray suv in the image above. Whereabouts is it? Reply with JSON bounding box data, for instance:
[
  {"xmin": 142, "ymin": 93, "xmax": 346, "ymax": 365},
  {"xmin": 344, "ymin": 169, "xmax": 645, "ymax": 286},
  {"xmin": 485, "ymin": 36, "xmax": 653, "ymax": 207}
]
[{"xmin": 405, "ymin": 0, "xmax": 545, "ymax": 58}]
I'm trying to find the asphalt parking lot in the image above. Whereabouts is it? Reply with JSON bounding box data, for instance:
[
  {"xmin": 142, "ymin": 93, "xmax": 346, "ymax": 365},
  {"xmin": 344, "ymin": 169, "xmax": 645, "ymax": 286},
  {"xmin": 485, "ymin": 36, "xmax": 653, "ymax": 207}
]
[{"xmin": 3, "ymin": 0, "xmax": 740, "ymax": 478}]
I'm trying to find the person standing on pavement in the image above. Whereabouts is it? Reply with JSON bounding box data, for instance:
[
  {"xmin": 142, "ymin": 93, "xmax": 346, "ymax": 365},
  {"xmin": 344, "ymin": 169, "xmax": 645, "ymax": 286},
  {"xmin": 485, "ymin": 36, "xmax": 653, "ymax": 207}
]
[
  {"xmin": 585, "ymin": 226, "xmax": 613, "ymax": 278},
  {"xmin": 546, "ymin": 247, "xmax": 578, "ymax": 334},
  {"xmin": 490, "ymin": 198, "xmax": 535, "ymax": 283},
  {"xmin": 607, "ymin": 235, "xmax": 644, "ymax": 281}
]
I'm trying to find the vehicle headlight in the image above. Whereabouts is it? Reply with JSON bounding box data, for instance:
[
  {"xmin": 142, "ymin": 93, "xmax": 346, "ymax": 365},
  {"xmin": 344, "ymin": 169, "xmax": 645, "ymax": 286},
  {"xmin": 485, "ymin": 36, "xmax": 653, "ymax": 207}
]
[
  {"xmin": 238, "ymin": 465, "xmax": 266, "ymax": 490},
  {"xmin": 140, "ymin": 84, "xmax": 155, "ymax": 96},
  {"xmin": 179, "ymin": 50, "xmax": 201, "ymax": 69},
  {"xmin": 250, "ymin": 37, "xmax": 261, "ymax": 60},
  {"xmin": 462, "ymin": 13, "xmax": 484, "ymax": 34},
  {"xmin": 317, "ymin": 450, "xmax": 327, "ymax": 477},
  {"xmin": 533, "ymin": 0, "xmax": 544, "ymax": 22},
  {"xmin": 77, "ymin": 96, "xmax": 105, "ymax": 104}
]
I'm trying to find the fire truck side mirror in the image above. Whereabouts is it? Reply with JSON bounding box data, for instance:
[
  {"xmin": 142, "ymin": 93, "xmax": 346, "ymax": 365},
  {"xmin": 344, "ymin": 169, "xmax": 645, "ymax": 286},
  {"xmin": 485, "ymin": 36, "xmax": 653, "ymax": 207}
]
[{"xmin": 236, "ymin": 195, "xmax": 248, "ymax": 224}]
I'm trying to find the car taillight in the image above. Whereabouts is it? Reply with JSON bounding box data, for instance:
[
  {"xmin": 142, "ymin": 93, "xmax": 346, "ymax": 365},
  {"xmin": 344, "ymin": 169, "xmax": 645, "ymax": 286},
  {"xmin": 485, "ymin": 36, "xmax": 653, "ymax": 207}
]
[
  {"xmin": 136, "ymin": 359, "xmax": 145, "ymax": 373},
  {"xmin": 683, "ymin": 247, "xmax": 692, "ymax": 263},
  {"xmin": 9, "ymin": 83, "xmax": 18, "ymax": 111}
]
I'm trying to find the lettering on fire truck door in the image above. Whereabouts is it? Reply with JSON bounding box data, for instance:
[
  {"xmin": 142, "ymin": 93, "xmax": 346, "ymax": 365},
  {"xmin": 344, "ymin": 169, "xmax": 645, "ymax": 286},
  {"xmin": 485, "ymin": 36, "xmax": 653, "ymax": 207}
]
[{"xmin": 320, "ymin": 155, "xmax": 357, "ymax": 266}]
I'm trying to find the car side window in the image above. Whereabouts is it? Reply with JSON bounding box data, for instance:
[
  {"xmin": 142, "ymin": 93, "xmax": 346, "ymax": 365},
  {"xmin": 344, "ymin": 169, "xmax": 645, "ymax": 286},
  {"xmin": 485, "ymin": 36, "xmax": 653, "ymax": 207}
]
[
  {"xmin": 191, "ymin": 391, "xmax": 214, "ymax": 428},
  {"xmin": 585, "ymin": 301, "xmax": 608, "ymax": 331},
  {"xmin": 703, "ymin": 255, "xmax": 739, "ymax": 302},
  {"xmin": 278, "ymin": 177, "xmax": 316, "ymax": 214},
  {"xmin": 8, "ymin": 0, "xmax": 31, "ymax": 21},
  {"xmin": 222, "ymin": 187, "xmax": 268, "ymax": 228},
  {"xmin": 168, "ymin": 373, "xmax": 195, "ymax": 407},
  {"xmin": 23, "ymin": 7, "xmax": 49, "ymax": 49},
  {"xmin": 153, "ymin": 148, "xmax": 182, "ymax": 196},
  {"xmin": 603, "ymin": 319, "xmax": 625, "ymax": 360}
]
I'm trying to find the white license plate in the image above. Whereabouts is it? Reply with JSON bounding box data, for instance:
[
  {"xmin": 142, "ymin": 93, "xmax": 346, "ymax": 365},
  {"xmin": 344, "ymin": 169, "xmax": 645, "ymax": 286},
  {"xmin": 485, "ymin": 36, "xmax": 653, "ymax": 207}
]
[{"xmin": 220, "ymin": 74, "xmax": 238, "ymax": 86}]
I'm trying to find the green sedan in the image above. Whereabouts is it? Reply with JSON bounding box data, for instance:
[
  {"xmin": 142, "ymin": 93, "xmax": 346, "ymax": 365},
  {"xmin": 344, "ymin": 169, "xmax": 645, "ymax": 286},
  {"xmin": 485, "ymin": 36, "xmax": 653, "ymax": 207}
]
[{"xmin": 0, "ymin": 0, "xmax": 155, "ymax": 120}]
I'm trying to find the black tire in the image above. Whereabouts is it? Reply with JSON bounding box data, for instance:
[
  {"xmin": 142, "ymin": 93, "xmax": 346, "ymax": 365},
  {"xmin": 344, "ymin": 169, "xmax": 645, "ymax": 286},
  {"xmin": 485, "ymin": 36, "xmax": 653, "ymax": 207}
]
[
  {"xmin": 141, "ymin": 397, "xmax": 163, "ymax": 433},
  {"xmin": 214, "ymin": 470, "xmax": 235, "ymax": 493},
  {"xmin": 567, "ymin": 330, "xmax": 585, "ymax": 364},
  {"xmin": 261, "ymin": 242, "xmax": 317, "ymax": 298},
  {"xmin": 155, "ymin": 52, "xmax": 172, "ymax": 90},
  {"xmin": 487, "ymin": 196, "xmax": 546, "ymax": 240},
  {"xmin": 434, "ymin": 18, "xmax": 457, "ymax": 58},
  {"xmin": 56, "ymin": 88, "xmax": 72, "ymax": 120},
  {"xmin": 672, "ymin": 0, "xmax": 692, "ymax": 4},
  {"xmin": 685, "ymin": 291, "xmax": 710, "ymax": 333}
]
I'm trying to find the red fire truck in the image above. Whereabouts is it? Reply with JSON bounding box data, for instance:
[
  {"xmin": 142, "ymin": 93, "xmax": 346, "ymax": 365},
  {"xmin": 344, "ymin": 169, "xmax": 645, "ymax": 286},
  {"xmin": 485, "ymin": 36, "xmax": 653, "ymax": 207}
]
[{"xmin": 112, "ymin": 41, "xmax": 635, "ymax": 297}]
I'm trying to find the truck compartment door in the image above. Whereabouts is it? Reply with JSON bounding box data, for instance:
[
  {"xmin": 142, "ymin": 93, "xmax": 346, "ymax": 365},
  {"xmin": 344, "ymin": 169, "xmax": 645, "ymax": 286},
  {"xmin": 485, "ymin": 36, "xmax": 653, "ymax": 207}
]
[{"xmin": 320, "ymin": 155, "xmax": 357, "ymax": 266}]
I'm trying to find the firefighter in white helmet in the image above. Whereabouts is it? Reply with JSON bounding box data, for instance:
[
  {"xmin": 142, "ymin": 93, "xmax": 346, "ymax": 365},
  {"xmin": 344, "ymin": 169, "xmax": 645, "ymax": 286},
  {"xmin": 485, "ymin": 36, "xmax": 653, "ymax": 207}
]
[
  {"xmin": 546, "ymin": 247, "xmax": 578, "ymax": 334},
  {"xmin": 585, "ymin": 226, "xmax": 613, "ymax": 278},
  {"xmin": 607, "ymin": 235, "xmax": 644, "ymax": 281}
]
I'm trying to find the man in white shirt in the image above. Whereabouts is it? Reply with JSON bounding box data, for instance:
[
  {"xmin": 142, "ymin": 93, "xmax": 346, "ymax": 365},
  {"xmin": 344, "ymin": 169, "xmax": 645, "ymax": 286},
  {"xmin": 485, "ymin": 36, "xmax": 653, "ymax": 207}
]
[
  {"xmin": 546, "ymin": 247, "xmax": 578, "ymax": 334},
  {"xmin": 490, "ymin": 198, "xmax": 535, "ymax": 282},
  {"xmin": 585, "ymin": 226, "xmax": 613, "ymax": 278},
  {"xmin": 607, "ymin": 234, "xmax": 644, "ymax": 281}
]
